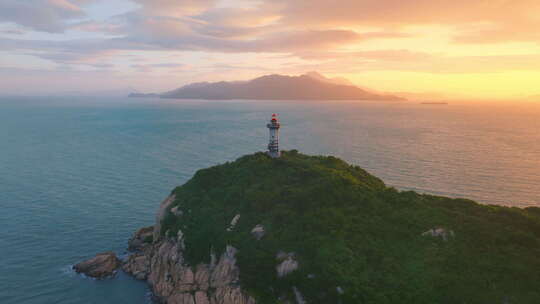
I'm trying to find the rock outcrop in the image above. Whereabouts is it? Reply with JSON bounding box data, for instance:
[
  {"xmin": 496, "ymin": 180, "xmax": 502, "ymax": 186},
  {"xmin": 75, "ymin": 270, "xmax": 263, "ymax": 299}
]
[
  {"xmin": 422, "ymin": 227, "xmax": 455, "ymax": 241},
  {"xmin": 153, "ymin": 194, "xmax": 176, "ymax": 240},
  {"xmin": 73, "ymin": 252, "xmax": 121, "ymax": 279},
  {"xmin": 171, "ymin": 206, "xmax": 183, "ymax": 217},
  {"xmin": 123, "ymin": 234, "xmax": 255, "ymax": 304},
  {"xmin": 121, "ymin": 194, "xmax": 255, "ymax": 304},
  {"xmin": 123, "ymin": 251, "xmax": 151, "ymax": 280},
  {"xmin": 127, "ymin": 226, "xmax": 154, "ymax": 251},
  {"xmin": 276, "ymin": 252, "xmax": 299, "ymax": 278},
  {"xmin": 293, "ymin": 287, "xmax": 306, "ymax": 304},
  {"xmin": 250, "ymin": 224, "xmax": 265, "ymax": 240},
  {"xmin": 226, "ymin": 214, "xmax": 241, "ymax": 231}
]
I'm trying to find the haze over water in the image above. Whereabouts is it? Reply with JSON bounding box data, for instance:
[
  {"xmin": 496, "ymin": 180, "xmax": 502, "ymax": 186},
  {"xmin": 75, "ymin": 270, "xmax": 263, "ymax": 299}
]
[{"xmin": 1, "ymin": 96, "xmax": 539, "ymax": 304}]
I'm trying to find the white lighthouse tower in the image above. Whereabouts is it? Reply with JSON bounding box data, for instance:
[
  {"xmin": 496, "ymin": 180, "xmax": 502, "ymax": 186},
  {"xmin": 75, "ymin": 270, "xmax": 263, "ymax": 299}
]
[{"xmin": 267, "ymin": 113, "xmax": 281, "ymax": 158}]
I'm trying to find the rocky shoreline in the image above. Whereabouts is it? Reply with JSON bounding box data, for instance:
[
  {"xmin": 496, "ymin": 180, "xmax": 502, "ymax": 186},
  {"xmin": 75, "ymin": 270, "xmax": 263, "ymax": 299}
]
[
  {"xmin": 74, "ymin": 194, "xmax": 257, "ymax": 304},
  {"xmin": 73, "ymin": 251, "xmax": 121, "ymax": 279},
  {"xmin": 123, "ymin": 226, "xmax": 255, "ymax": 304},
  {"xmin": 75, "ymin": 225, "xmax": 256, "ymax": 304}
]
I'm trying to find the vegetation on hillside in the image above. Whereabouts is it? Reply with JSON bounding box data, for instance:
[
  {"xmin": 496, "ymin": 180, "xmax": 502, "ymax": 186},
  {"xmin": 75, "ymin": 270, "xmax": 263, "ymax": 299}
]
[{"xmin": 160, "ymin": 151, "xmax": 540, "ymax": 304}]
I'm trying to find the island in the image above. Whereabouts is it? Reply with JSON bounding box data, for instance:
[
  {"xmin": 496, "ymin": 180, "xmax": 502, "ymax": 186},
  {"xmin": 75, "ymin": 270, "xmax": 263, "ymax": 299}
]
[
  {"xmin": 77, "ymin": 150, "xmax": 540, "ymax": 303},
  {"xmin": 128, "ymin": 92, "xmax": 160, "ymax": 98},
  {"xmin": 129, "ymin": 72, "xmax": 405, "ymax": 101},
  {"xmin": 74, "ymin": 115, "xmax": 540, "ymax": 303}
]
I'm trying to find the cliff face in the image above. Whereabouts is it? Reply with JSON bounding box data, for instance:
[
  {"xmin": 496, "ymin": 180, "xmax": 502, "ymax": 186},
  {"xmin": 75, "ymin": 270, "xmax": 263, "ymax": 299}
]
[
  {"xmin": 123, "ymin": 212, "xmax": 255, "ymax": 304},
  {"xmin": 153, "ymin": 194, "xmax": 176, "ymax": 241}
]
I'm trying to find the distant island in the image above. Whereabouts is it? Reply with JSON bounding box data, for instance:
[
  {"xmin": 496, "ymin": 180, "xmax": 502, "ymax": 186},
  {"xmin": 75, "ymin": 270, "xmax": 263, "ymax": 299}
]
[
  {"xmin": 127, "ymin": 93, "xmax": 160, "ymax": 98},
  {"xmin": 129, "ymin": 72, "xmax": 405, "ymax": 101}
]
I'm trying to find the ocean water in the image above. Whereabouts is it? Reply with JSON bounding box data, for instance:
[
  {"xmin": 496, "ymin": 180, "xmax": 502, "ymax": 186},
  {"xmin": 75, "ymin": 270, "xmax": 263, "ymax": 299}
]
[{"xmin": 0, "ymin": 96, "xmax": 539, "ymax": 304}]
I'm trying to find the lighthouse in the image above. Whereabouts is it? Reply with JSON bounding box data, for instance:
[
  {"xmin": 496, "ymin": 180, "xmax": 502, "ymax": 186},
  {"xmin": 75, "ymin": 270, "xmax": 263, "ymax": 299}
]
[{"xmin": 267, "ymin": 114, "xmax": 281, "ymax": 158}]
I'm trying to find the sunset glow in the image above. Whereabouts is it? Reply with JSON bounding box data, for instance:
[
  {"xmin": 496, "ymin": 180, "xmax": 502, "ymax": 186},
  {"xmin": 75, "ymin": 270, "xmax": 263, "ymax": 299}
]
[{"xmin": 1, "ymin": 0, "xmax": 540, "ymax": 100}]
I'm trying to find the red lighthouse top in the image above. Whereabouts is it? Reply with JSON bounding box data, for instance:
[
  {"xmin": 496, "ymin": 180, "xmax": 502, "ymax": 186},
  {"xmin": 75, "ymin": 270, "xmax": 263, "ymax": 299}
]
[{"xmin": 268, "ymin": 113, "xmax": 280, "ymax": 128}]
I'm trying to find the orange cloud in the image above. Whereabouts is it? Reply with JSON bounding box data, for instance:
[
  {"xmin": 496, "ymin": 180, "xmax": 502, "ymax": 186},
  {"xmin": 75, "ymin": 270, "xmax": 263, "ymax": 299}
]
[{"xmin": 265, "ymin": 0, "xmax": 540, "ymax": 43}]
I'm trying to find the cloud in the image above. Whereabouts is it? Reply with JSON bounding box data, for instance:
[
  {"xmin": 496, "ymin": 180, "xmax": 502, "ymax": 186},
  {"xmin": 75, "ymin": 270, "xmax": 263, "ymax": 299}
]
[
  {"xmin": 87, "ymin": 63, "xmax": 114, "ymax": 69},
  {"xmin": 287, "ymin": 51, "xmax": 540, "ymax": 74},
  {"xmin": 0, "ymin": 35, "xmax": 161, "ymax": 63},
  {"xmin": 228, "ymin": 29, "xmax": 362, "ymax": 53},
  {"xmin": 295, "ymin": 50, "xmax": 432, "ymax": 61},
  {"xmin": 266, "ymin": 0, "xmax": 535, "ymax": 26},
  {"xmin": 131, "ymin": 0, "xmax": 218, "ymax": 16},
  {"xmin": 453, "ymin": 24, "xmax": 540, "ymax": 44},
  {"xmin": 131, "ymin": 63, "xmax": 184, "ymax": 72},
  {"xmin": 0, "ymin": 28, "xmax": 364, "ymax": 63},
  {"xmin": 264, "ymin": 0, "xmax": 540, "ymax": 43},
  {"xmin": 0, "ymin": 0, "xmax": 88, "ymax": 32},
  {"xmin": 0, "ymin": 0, "xmax": 410, "ymax": 66},
  {"xmin": 0, "ymin": 28, "xmax": 26, "ymax": 35}
]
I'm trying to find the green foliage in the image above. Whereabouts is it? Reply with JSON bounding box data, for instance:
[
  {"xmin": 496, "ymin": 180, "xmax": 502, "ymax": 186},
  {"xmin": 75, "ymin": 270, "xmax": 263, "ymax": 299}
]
[
  {"xmin": 143, "ymin": 234, "xmax": 153, "ymax": 243},
  {"xmin": 160, "ymin": 151, "xmax": 540, "ymax": 303}
]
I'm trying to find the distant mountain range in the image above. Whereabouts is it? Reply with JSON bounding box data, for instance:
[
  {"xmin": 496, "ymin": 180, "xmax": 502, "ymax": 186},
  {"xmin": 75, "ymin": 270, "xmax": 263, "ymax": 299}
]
[{"xmin": 130, "ymin": 72, "xmax": 405, "ymax": 101}]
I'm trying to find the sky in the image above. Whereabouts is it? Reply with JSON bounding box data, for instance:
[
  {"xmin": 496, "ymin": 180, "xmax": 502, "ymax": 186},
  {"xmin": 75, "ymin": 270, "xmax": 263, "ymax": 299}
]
[{"xmin": 1, "ymin": 0, "xmax": 540, "ymax": 101}]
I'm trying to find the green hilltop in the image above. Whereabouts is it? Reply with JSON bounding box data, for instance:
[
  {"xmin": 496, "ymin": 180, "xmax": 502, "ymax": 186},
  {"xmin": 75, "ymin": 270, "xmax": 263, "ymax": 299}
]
[{"xmin": 160, "ymin": 151, "xmax": 540, "ymax": 304}]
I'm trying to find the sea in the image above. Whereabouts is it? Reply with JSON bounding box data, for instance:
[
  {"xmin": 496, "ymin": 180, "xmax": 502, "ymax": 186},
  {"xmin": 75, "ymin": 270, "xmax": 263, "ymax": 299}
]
[{"xmin": 0, "ymin": 96, "xmax": 539, "ymax": 304}]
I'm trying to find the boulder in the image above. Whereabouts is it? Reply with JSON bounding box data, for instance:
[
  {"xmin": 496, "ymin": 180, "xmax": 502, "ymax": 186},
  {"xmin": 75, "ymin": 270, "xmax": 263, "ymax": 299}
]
[
  {"xmin": 211, "ymin": 286, "xmax": 256, "ymax": 304},
  {"xmin": 226, "ymin": 214, "xmax": 241, "ymax": 231},
  {"xmin": 195, "ymin": 291, "xmax": 210, "ymax": 304},
  {"xmin": 122, "ymin": 252, "xmax": 150, "ymax": 280},
  {"xmin": 251, "ymin": 224, "xmax": 265, "ymax": 240},
  {"xmin": 138, "ymin": 238, "xmax": 255, "ymax": 304},
  {"xmin": 73, "ymin": 251, "xmax": 120, "ymax": 279},
  {"xmin": 210, "ymin": 246, "xmax": 240, "ymax": 287},
  {"xmin": 276, "ymin": 252, "xmax": 298, "ymax": 278},
  {"xmin": 177, "ymin": 229, "xmax": 186, "ymax": 250},
  {"xmin": 293, "ymin": 287, "xmax": 306, "ymax": 304},
  {"xmin": 127, "ymin": 226, "xmax": 154, "ymax": 251},
  {"xmin": 422, "ymin": 227, "xmax": 455, "ymax": 241},
  {"xmin": 169, "ymin": 292, "xmax": 195, "ymax": 304},
  {"xmin": 171, "ymin": 206, "xmax": 183, "ymax": 216}
]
